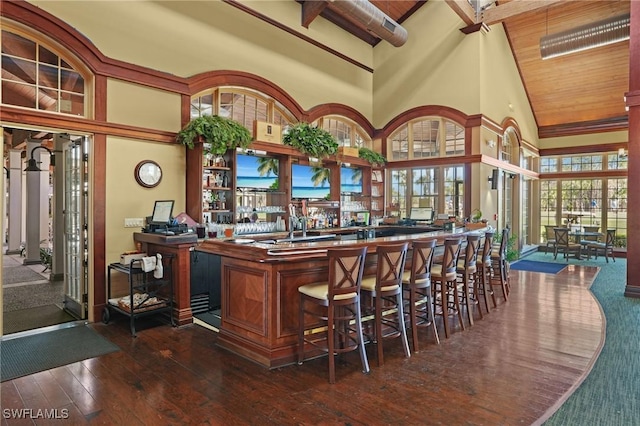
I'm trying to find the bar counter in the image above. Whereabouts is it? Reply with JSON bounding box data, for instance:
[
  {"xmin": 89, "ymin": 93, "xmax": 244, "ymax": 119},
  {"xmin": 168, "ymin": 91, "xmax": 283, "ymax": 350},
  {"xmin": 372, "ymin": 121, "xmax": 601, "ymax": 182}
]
[{"xmin": 197, "ymin": 225, "xmax": 486, "ymax": 368}]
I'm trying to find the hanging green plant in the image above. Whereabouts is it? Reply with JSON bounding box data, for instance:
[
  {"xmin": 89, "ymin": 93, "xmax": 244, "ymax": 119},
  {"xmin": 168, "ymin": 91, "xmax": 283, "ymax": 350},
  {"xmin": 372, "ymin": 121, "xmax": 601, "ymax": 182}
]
[
  {"xmin": 282, "ymin": 122, "xmax": 339, "ymax": 159},
  {"xmin": 358, "ymin": 147, "xmax": 386, "ymax": 166},
  {"xmin": 176, "ymin": 115, "xmax": 252, "ymax": 156}
]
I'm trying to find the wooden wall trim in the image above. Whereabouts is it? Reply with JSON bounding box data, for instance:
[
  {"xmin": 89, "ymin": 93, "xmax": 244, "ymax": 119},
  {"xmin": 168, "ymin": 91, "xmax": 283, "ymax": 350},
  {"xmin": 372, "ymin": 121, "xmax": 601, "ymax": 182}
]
[
  {"xmin": 538, "ymin": 116, "xmax": 628, "ymax": 139},
  {"xmin": 307, "ymin": 103, "xmax": 375, "ymax": 136},
  {"xmin": 0, "ymin": 107, "xmax": 175, "ymax": 144},
  {"xmin": 92, "ymin": 133, "xmax": 107, "ymax": 321},
  {"xmin": 539, "ymin": 142, "xmax": 627, "ymax": 157},
  {"xmin": 541, "ymin": 170, "xmax": 628, "ymax": 180},
  {"xmin": 381, "ymin": 105, "xmax": 472, "ymax": 138},
  {"xmin": 3, "ymin": 0, "xmax": 189, "ymax": 94}
]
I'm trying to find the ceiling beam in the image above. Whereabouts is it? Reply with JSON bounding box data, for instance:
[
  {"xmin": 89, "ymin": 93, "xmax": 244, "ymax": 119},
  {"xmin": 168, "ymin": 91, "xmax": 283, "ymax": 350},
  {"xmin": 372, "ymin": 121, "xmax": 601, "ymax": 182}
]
[
  {"xmin": 480, "ymin": 0, "xmax": 567, "ymax": 26},
  {"xmin": 444, "ymin": 0, "xmax": 476, "ymax": 26},
  {"xmin": 301, "ymin": 0, "xmax": 328, "ymax": 28}
]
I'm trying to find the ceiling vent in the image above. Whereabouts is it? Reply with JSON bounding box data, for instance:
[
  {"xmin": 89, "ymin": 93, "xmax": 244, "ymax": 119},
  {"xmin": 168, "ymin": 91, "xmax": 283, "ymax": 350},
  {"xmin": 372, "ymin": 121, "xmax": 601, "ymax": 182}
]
[{"xmin": 328, "ymin": 0, "xmax": 408, "ymax": 47}]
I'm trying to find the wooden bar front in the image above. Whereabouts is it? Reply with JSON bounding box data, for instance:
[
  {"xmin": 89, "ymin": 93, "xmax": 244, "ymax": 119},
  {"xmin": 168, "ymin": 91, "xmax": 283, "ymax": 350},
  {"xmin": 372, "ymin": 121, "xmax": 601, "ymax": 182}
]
[{"xmin": 197, "ymin": 227, "xmax": 484, "ymax": 368}]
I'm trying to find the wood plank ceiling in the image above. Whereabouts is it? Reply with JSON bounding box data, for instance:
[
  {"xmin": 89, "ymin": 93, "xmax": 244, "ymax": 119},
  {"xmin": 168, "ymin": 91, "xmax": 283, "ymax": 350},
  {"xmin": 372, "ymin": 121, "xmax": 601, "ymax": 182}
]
[{"xmin": 300, "ymin": 0, "xmax": 630, "ymax": 138}]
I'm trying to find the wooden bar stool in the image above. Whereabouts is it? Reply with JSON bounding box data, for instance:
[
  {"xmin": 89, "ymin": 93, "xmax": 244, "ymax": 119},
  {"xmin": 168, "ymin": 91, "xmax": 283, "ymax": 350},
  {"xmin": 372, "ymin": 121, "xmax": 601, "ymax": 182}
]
[
  {"xmin": 402, "ymin": 239, "xmax": 439, "ymax": 352},
  {"xmin": 297, "ymin": 246, "xmax": 369, "ymax": 384},
  {"xmin": 431, "ymin": 237, "xmax": 463, "ymax": 339},
  {"xmin": 361, "ymin": 242, "xmax": 411, "ymax": 366},
  {"xmin": 456, "ymin": 234, "xmax": 481, "ymax": 327},
  {"xmin": 475, "ymin": 230, "xmax": 496, "ymax": 313},
  {"xmin": 490, "ymin": 228, "xmax": 511, "ymax": 302}
]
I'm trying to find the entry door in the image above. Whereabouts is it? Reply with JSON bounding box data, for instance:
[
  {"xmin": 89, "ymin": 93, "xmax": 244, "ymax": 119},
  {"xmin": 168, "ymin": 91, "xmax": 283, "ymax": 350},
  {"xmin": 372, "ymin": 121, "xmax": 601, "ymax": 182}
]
[{"xmin": 63, "ymin": 136, "xmax": 88, "ymax": 318}]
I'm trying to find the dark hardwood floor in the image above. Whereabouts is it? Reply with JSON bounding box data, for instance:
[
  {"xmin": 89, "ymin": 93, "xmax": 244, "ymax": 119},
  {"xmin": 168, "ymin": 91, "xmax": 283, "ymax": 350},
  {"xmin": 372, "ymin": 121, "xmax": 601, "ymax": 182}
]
[{"xmin": 1, "ymin": 265, "xmax": 603, "ymax": 425}]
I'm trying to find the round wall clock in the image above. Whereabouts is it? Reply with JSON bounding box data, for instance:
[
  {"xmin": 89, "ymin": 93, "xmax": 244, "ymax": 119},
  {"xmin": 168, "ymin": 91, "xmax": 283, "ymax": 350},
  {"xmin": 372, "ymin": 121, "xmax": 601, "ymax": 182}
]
[{"xmin": 134, "ymin": 160, "xmax": 162, "ymax": 188}]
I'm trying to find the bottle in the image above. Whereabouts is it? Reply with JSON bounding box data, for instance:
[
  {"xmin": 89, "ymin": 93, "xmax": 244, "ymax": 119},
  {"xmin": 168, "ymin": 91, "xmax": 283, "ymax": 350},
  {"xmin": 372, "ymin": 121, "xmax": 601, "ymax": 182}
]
[{"xmin": 222, "ymin": 172, "xmax": 228, "ymax": 187}]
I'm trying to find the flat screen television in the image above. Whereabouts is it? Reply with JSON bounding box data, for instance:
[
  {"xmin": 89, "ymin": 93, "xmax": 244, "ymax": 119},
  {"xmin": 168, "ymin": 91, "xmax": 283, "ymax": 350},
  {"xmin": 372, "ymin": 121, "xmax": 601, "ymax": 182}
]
[
  {"xmin": 151, "ymin": 200, "xmax": 174, "ymax": 224},
  {"xmin": 236, "ymin": 154, "xmax": 279, "ymax": 189},
  {"xmin": 291, "ymin": 163, "xmax": 330, "ymax": 199},
  {"xmin": 340, "ymin": 166, "xmax": 362, "ymax": 194}
]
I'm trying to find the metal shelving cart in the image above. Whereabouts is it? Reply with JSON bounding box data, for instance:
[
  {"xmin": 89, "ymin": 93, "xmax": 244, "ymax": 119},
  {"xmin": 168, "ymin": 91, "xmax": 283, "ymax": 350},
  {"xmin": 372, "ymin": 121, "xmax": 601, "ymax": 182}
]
[{"xmin": 103, "ymin": 253, "xmax": 175, "ymax": 336}]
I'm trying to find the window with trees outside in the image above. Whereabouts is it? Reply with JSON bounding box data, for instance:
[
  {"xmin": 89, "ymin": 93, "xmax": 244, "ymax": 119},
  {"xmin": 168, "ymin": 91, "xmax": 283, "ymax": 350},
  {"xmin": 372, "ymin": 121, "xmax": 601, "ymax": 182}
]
[
  {"xmin": 387, "ymin": 166, "xmax": 463, "ymax": 219},
  {"xmin": 539, "ymin": 151, "xmax": 627, "ymax": 248}
]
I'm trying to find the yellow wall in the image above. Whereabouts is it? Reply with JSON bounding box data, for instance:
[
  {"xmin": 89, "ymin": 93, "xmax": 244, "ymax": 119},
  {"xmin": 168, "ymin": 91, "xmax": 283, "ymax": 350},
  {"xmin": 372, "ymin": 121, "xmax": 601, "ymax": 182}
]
[
  {"xmin": 107, "ymin": 80, "xmax": 182, "ymax": 132},
  {"xmin": 372, "ymin": 0, "xmax": 538, "ymax": 145},
  {"xmin": 105, "ymin": 137, "xmax": 185, "ymax": 265},
  {"xmin": 33, "ymin": 0, "xmax": 374, "ymax": 119}
]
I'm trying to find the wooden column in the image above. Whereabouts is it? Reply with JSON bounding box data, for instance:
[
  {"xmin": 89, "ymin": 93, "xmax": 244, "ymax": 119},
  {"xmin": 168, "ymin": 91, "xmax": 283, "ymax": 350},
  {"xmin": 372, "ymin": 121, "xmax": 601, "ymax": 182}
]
[{"xmin": 625, "ymin": 0, "xmax": 640, "ymax": 298}]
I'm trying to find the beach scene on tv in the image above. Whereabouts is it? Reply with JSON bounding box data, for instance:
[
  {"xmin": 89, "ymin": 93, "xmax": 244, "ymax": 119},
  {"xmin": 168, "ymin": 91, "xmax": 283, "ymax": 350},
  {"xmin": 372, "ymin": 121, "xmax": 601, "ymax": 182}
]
[
  {"xmin": 291, "ymin": 163, "xmax": 331, "ymax": 199},
  {"xmin": 236, "ymin": 154, "xmax": 279, "ymax": 190}
]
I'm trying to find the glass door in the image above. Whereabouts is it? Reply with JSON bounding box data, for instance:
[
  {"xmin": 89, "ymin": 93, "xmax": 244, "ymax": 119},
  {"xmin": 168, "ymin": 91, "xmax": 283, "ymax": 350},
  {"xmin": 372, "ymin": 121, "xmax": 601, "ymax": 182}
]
[{"xmin": 63, "ymin": 136, "xmax": 88, "ymax": 318}]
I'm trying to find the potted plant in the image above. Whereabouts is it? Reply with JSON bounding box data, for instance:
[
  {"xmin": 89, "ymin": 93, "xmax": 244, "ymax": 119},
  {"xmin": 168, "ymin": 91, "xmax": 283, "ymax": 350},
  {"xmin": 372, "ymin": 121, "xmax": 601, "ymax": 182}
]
[
  {"xmin": 282, "ymin": 122, "xmax": 339, "ymax": 159},
  {"xmin": 176, "ymin": 115, "xmax": 252, "ymax": 156},
  {"xmin": 358, "ymin": 147, "xmax": 386, "ymax": 166}
]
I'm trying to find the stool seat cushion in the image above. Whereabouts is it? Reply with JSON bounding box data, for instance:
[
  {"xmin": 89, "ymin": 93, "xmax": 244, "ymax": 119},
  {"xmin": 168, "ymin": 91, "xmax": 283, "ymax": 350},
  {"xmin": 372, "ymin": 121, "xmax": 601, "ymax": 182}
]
[
  {"xmin": 457, "ymin": 260, "xmax": 477, "ymax": 273},
  {"xmin": 298, "ymin": 282, "xmax": 356, "ymax": 301},
  {"xmin": 401, "ymin": 270, "xmax": 429, "ymax": 286},
  {"xmin": 431, "ymin": 264, "xmax": 456, "ymax": 281},
  {"xmin": 361, "ymin": 275, "xmax": 399, "ymax": 292}
]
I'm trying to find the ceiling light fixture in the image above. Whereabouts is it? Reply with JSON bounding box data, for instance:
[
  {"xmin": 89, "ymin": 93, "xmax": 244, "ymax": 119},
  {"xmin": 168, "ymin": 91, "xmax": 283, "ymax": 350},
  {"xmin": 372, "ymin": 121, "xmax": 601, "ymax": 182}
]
[{"xmin": 540, "ymin": 13, "xmax": 630, "ymax": 60}]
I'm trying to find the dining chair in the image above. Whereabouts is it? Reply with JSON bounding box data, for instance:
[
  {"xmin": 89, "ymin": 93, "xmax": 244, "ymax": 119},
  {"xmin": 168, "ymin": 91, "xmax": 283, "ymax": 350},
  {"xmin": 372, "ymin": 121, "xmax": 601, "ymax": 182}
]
[
  {"xmin": 587, "ymin": 229, "xmax": 616, "ymax": 263},
  {"xmin": 402, "ymin": 238, "xmax": 439, "ymax": 352},
  {"xmin": 431, "ymin": 237, "xmax": 464, "ymax": 338},
  {"xmin": 579, "ymin": 225, "xmax": 600, "ymax": 252},
  {"xmin": 544, "ymin": 225, "xmax": 557, "ymax": 255},
  {"xmin": 361, "ymin": 242, "xmax": 411, "ymax": 366},
  {"xmin": 553, "ymin": 227, "xmax": 582, "ymax": 262},
  {"xmin": 297, "ymin": 246, "xmax": 369, "ymax": 384},
  {"xmin": 456, "ymin": 234, "xmax": 481, "ymax": 327}
]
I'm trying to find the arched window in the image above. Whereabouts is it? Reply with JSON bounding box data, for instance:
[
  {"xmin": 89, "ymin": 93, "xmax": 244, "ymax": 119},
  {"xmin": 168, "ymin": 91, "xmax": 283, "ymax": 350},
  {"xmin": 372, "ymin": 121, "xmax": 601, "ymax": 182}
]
[
  {"xmin": 501, "ymin": 127, "xmax": 519, "ymax": 164},
  {"xmin": 1, "ymin": 26, "xmax": 89, "ymax": 116},
  {"xmin": 190, "ymin": 87, "xmax": 295, "ymax": 130},
  {"xmin": 317, "ymin": 116, "xmax": 372, "ymax": 149},
  {"xmin": 388, "ymin": 117, "xmax": 464, "ymax": 161}
]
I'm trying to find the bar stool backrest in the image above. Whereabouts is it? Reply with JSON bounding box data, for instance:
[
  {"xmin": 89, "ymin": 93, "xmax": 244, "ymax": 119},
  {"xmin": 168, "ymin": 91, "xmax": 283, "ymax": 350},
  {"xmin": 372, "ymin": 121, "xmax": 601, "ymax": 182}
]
[
  {"xmin": 441, "ymin": 237, "xmax": 463, "ymax": 277},
  {"xmin": 375, "ymin": 242, "xmax": 409, "ymax": 291},
  {"xmin": 409, "ymin": 239, "xmax": 437, "ymax": 284},
  {"xmin": 328, "ymin": 246, "xmax": 368, "ymax": 303},
  {"xmin": 480, "ymin": 231, "xmax": 495, "ymax": 263},
  {"xmin": 463, "ymin": 234, "xmax": 481, "ymax": 267}
]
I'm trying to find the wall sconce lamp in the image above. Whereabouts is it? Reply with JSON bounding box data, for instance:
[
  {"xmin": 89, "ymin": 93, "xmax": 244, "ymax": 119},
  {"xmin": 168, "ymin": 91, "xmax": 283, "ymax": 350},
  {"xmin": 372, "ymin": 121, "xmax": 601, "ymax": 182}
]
[
  {"xmin": 508, "ymin": 173, "xmax": 517, "ymax": 179},
  {"xmin": 486, "ymin": 139, "xmax": 496, "ymax": 148},
  {"xmin": 24, "ymin": 146, "xmax": 55, "ymax": 172},
  {"xmin": 488, "ymin": 169, "xmax": 499, "ymax": 190},
  {"xmin": 618, "ymin": 148, "xmax": 628, "ymax": 159}
]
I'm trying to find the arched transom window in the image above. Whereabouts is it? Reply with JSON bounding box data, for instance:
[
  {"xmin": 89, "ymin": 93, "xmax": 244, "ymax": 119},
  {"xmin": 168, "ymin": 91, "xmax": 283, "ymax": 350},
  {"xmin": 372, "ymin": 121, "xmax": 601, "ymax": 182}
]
[
  {"xmin": 1, "ymin": 26, "xmax": 88, "ymax": 116},
  {"xmin": 191, "ymin": 87, "xmax": 295, "ymax": 131},
  {"xmin": 316, "ymin": 116, "xmax": 371, "ymax": 149},
  {"xmin": 388, "ymin": 117, "xmax": 464, "ymax": 161}
]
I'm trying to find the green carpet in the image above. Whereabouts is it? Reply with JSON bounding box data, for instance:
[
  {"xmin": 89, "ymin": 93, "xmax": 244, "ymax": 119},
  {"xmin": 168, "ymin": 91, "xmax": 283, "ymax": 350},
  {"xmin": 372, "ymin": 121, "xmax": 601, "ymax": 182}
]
[
  {"xmin": 0, "ymin": 325, "xmax": 120, "ymax": 382},
  {"xmin": 519, "ymin": 253, "xmax": 639, "ymax": 425},
  {"xmin": 3, "ymin": 305, "xmax": 76, "ymax": 335}
]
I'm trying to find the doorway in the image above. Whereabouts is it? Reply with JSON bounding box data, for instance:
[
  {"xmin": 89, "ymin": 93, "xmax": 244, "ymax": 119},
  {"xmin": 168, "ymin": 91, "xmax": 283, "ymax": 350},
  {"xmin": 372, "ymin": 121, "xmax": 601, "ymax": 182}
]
[{"xmin": 2, "ymin": 128, "xmax": 89, "ymax": 335}]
